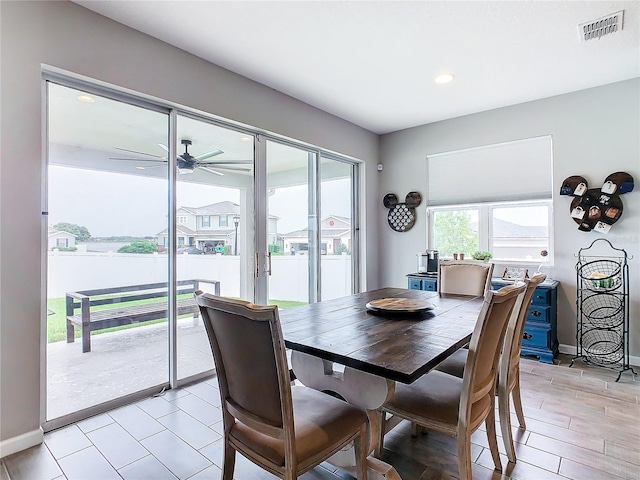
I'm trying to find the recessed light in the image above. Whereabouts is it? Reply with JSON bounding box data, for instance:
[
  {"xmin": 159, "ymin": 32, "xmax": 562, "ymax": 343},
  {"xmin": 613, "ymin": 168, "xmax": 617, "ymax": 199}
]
[
  {"xmin": 435, "ymin": 73, "xmax": 455, "ymax": 84},
  {"xmin": 76, "ymin": 94, "xmax": 95, "ymax": 103},
  {"xmin": 135, "ymin": 166, "xmax": 146, "ymax": 170},
  {"xmin": 240, "ymin": 136, "xmax": 252, "ymax": 142}
]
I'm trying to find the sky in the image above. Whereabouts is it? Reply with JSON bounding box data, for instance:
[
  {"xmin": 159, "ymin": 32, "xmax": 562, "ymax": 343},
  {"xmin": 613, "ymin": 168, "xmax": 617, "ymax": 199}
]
[{"xmin": 48, "ymin": 166, "xmax": 351, "ymax": 237}]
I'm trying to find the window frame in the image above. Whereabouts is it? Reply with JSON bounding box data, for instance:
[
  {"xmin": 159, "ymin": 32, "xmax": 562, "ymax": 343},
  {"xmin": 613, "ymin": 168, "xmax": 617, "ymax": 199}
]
[{"xmin": 427, "ymin": 199, "xmax": 553, "ymax": 266}]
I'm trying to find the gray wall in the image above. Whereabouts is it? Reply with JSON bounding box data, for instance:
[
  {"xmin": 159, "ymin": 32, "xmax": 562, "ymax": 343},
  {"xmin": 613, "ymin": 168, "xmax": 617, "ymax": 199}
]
[
  {"xmin": 378, "ymin": 78, "xmax": 640, "ymax": 358},
  {"xmin": 0, "ymin": 1, "xmax": 379, "ymax": 446}
]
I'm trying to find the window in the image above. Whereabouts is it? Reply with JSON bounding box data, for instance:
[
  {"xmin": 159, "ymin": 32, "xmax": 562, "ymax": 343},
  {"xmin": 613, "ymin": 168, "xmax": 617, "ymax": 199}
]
[
  {"xmin": 427, "ymin": 136, "xmax": 552, "ymax": 264},
  {"xmin": 201, "ymin": 216, "xmax": 211, "ymax": 227},
  {"xmin": 219, "ymin": 215, "xmax": 228, "ymax": 227},
  {"xmin": 177, "ymin": 216, "xmax": 187, "ymax": 224},
  {"xmin": 428, "ymin": 200, "xmax": 551, "ymax": 263},
  {"xmin": 56, "ymin": 238, "xmax": 69, "ymax": 248}
]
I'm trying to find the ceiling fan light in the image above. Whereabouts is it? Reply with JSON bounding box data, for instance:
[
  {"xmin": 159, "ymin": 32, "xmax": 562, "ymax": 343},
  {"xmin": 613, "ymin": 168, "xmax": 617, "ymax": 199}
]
[{"xmin": 178, "ymin": 167, "xmax": 194, "ymax": 174}]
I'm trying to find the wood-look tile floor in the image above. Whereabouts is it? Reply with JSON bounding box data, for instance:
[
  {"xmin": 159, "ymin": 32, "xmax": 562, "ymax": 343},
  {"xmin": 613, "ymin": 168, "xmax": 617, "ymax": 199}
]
[{"xmin": 3, "ymin": 354, "xmax": 638, "ymax": 479}]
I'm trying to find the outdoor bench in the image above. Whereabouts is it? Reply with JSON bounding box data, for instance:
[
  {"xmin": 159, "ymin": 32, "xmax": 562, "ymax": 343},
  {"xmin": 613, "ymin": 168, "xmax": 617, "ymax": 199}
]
[{"xmin": 66, "ymin": 279, "xmax": 220, "ymax": 353}]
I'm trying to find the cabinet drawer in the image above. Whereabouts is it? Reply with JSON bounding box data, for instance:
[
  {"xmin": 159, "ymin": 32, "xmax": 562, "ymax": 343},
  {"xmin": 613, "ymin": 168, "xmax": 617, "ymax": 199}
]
[
  {"xmin": 522, "ymin": 324, "xmax": 551, "ymax": 350},
  {"xmin": 422, "ymin": 279, "xmax": 437, "ymax": 291},
  {"xmin": 531, "ymin": 288, "xmax": 551, "ymax": 305},
  {"xmin": 527, "ymin": 305, "xmax": 551, "ymax": 323},
  {"xmin": 408, "ymin": 278, "xmax": 422, "ymax": 290}
]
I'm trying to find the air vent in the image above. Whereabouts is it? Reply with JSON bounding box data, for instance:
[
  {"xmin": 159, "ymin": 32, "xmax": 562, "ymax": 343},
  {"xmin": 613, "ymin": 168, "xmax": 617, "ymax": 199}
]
[{"xmin": 578, "ymin": 10, "xmax": 624, "ymax": 42}]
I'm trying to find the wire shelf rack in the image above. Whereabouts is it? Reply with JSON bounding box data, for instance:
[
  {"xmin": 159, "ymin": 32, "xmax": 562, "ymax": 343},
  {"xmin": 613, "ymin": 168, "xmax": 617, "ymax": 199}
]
[{"xmin": 571, "ymin": 238, "xmax": 635, "ymax": 381}]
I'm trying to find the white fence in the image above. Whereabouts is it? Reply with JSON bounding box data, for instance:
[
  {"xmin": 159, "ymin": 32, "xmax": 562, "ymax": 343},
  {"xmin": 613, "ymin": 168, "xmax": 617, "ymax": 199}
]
[{"xmin": 47, "ymin": 251, "xmax": 352, "ymax": 302}]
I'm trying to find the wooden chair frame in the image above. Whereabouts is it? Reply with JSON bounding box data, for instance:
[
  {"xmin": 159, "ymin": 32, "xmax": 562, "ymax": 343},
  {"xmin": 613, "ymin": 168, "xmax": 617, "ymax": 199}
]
[
  {"xmin": 376, "ymin": 283, "xmax": 525, "ymax": 480},
  {"xmin": 196, "ymin": 293, "xmax": 368, "ymax": 480}
]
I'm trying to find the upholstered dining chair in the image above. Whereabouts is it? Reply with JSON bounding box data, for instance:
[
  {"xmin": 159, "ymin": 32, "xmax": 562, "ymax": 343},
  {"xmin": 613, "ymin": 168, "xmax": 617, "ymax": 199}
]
[
  {"xmin": 195, "ymin": 293, "xmax": 369, "ymax": 480},
  {"xmin": 438, "ymin": 259, "xmax": 494, "ymax": 297},
  {"xmin": 435, "ymin": 273, "xmax": 547, "ymax": 463},
  {"xmin": 376, "ymin": 283, "xmax": 525, "ymax": 480}
]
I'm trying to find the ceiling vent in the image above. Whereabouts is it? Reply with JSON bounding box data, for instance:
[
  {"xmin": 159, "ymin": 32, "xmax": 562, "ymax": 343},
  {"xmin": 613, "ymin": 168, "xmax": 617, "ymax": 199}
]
[{"xmin": 578, "ymin": 10, "xmax": 624, "ymax": 42}]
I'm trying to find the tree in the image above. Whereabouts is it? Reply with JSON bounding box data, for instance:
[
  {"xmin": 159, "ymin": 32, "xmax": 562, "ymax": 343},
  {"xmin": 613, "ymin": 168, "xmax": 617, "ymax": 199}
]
[
  {"xmin": 53, "ymin": 222, "xmax": 91, "ymax": 241},
  {"xmin": 335, "ymin": 243, "xmax": 351, "ymax": 255},
  {"xmin": 117, "ymin": 241, "xmax": 158, "ymax": 254},
  {"xmin": 433, "ymin": 211, "xmax": 478, "ymax": 256}
]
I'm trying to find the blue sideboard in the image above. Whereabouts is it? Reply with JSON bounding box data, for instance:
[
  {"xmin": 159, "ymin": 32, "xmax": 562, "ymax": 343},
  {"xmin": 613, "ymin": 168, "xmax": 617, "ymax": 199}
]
[{"xmin": 407, "ymin": 273, "xmax": 559, "ymax": 363}]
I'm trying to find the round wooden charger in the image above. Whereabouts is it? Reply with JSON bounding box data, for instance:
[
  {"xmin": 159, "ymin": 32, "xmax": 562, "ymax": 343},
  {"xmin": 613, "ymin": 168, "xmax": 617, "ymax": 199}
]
[{"xmin": 365, "ymin": 297, "xmax": 435, "ymax": 314}]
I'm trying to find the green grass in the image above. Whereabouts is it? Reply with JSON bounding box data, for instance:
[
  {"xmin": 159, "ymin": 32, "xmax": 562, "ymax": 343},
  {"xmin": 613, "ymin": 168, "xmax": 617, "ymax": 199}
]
[{"xmin": 46, "ymin": 296, "xmax": 307, "ymax": 343}]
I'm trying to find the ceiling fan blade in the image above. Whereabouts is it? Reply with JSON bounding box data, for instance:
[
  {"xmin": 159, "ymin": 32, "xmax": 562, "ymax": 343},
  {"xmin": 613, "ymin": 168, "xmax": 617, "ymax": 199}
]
[
  {"xmin": 196, "ymin": 159, "xmax": 253, "ymax": 165},
  {"xmin": 109, "ymin": 157, "xmax": 167, "ymax": 163},
  {"xmin": 199, "ymin": 167, "xmax": 224, "ymax": 176},
  {"xmin": 202, "ymin": 165, "xmax": 252, "ymax": 172},
  {"xmin": 114, "ymin": 147, "xmax": 164, "ymax": 159},
  {"xmin": 195, "ymin": 149, "xmax": 224, "ymax": 161}
]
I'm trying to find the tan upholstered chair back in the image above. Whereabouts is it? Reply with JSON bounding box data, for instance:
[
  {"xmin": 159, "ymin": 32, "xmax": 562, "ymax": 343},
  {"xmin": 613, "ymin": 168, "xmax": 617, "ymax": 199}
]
[
  {"xmin": 461, "ymin": 283, "xmax": 525, "ymax": 430},
  {"xmin": 438, "ymin": 260, "xmax": 494, "ymax": 296},
  {"xmin": 196, "ymin": 294, "xmax": 291, "ymax": 435},
  {"xmin": 503, "ymin": 274, "xmax": 547, "ymax": 381}
]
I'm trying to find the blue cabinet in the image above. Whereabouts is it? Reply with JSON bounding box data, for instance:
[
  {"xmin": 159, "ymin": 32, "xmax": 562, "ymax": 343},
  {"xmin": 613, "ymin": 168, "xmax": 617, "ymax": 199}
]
[
  {"xmin": 492, "ymin": 278, "xmax": 559, "ymax": 364},
  {"xmin": 408, "ymin": 273, "xmax": 559, "ymax": 364},
  {"xmin": 406, "ymin": 274, "xmax": 437, "ymax": 292}
]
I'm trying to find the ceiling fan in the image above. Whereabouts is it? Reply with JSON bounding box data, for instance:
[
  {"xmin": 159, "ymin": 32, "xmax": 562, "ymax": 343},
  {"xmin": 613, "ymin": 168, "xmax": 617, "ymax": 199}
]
[{"xmin": 110, "ymin": 139, "xmax": 252, "ymax": 176}]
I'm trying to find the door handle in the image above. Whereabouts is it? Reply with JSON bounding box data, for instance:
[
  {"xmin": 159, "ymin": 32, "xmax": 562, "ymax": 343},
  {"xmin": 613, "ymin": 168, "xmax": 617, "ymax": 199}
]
[{"xmin": 266, "ymin": 252, "xmax": 272, "ymax": 276}]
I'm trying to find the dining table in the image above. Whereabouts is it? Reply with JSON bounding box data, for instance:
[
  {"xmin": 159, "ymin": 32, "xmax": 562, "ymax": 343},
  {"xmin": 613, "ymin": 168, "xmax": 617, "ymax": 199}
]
[{"xmin": 278, "ymin": 287, "xmax": 484, "ymax": 480}]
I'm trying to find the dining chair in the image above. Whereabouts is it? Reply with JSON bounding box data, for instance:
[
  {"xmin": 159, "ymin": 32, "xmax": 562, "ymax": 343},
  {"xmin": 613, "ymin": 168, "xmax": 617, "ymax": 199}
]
[
  {"xmin": 438, "ymin": 259, "xmax": 494, "ymax": 296},
  {"xmin": 375, "ymin": 283, "xmax": 526, "ymax": 480},
  {"xmin": 434, "ymin": 273, "xmax": 547, "ymax": 463},
  {"xmin": 195, "ymin": 293, "xmax": 369, "ymax": 480}
]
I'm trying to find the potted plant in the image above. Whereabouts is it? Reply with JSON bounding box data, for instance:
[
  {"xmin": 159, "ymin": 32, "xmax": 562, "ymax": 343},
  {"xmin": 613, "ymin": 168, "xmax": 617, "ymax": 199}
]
[{"xmin": 472, "ymin": 250, "xmax": 493, "ymax": 261}]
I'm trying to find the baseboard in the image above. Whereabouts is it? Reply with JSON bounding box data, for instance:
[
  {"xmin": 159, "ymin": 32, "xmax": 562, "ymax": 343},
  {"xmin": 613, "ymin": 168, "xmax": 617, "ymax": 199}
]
[
  {"xmin": 559, "ymin": 343, "xmax": 640, "ymax": 368},
  {"xmin": 0, "ymin": 428, "xmax": 43, "ymax": 459}
]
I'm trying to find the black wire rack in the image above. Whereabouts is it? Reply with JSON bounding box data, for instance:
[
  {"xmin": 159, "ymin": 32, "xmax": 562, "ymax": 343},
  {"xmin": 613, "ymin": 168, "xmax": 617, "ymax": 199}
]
[{"xmin": 571, "ymin": 238, "xmax": 635, "ymax": 381}]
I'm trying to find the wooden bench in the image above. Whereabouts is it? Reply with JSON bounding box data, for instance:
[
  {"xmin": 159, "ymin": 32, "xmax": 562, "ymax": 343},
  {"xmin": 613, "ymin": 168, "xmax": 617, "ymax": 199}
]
[{"xmin": 66, "ymin": 279, "xmax": 220, "ymax": 353}]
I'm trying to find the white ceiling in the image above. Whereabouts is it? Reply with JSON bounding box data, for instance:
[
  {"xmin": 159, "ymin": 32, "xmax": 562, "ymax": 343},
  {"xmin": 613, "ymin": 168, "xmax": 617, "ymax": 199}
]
[{"xmin": 75, "ymin": 1, "xmax": 639, "ymax": 135}]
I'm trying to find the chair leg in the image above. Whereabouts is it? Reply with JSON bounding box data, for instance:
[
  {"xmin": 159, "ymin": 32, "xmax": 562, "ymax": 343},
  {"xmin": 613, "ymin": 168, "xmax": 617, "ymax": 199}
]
[
  {"xmin": 222, "ymin": 437, "xmax": 236, "ymax": 480},
  {"xmin": 456, "ymin": 432, "xmax": 473, "ymax": 480},
  {"xmin": 354, "ymin": 427, "xmax": 368, "ymax": 480},
  {"xmin": 485, "ymin": 405, "xmax": 502, "ymax": 472},
  {"xmin": 512, "ymin": 374, "xmax": 526, "ymax": 428},
  {"xmin": 375, "ymin": 409, "xmax": 385, "ymax": 458},
  {"xmin": 498, "ymin": 383, "xmax": 516, "ymax": 463}
]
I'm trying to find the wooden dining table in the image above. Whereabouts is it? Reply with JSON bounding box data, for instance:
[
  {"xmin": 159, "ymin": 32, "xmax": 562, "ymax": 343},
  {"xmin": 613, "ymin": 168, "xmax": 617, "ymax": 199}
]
[{"xmin": 278, "ymin": 287, "xmax": 484, "ymax": 480}]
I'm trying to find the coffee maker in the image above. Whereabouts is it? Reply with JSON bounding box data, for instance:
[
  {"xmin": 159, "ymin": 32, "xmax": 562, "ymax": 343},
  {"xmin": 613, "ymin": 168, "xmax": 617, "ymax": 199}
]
[{"xmin": 417, "ymin": 250, "xmax": 439, "ymax": 273}]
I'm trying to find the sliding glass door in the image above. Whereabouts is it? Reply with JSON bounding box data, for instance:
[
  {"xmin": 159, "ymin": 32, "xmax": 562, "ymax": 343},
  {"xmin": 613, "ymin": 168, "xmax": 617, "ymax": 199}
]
[
  {"xmin": 174, "ymin": 115, "xmax": 255, "ymax": 381},
  {"xmin": 46, "ymin": 83, "xmax": 170, "ymax": 421},
  {"xmin": 45, "ymin": 80, "xmax": 359, "ymax": 427}
]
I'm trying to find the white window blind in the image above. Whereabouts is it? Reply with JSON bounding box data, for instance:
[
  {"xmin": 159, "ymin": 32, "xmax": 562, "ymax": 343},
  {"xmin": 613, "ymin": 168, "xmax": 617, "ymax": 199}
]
[{"xmin": 427, "ymin": 136, "xmax": 552, "ymax": 206}]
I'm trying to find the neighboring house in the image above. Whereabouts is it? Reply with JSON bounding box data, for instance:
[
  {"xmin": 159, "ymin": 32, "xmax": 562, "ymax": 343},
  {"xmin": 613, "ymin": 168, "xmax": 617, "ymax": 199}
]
[
  {"xmin": 47, "ymin": 228, "xmax": 76, "ymax": 250},
  {"xmin": 282, "ymin": 215, "xmax": 351, "ymax": 255},
  {"xmin": 156, "ymin": 201, "xmax": 279, "ymax": 253}
]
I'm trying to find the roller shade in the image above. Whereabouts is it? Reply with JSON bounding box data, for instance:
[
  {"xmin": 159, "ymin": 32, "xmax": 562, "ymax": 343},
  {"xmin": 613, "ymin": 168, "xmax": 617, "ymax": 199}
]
[{"xmin": 427, "ymin": 136, "xmax": 552, "ymax": 206}]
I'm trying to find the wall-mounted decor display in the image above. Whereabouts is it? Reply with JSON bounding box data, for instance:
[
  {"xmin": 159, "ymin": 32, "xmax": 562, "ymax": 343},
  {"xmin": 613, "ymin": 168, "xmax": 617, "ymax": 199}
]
[
  {"xmin": 383, "ymin": 191, "xmax": 421, "ymax": 232},
  {"xmin": 560, "ymin": 172, "xmax": 634, "ymax": 233}
]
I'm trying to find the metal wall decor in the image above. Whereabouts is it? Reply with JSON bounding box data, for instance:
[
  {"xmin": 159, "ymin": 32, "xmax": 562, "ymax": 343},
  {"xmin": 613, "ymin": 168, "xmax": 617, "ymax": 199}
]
[
  {"xmin": 383, "ymin": 192, "xmax": 421, "ymax": 232},
  {"xmin": 560, "ymin": 172, "xmax": 634, "ymax": 233}
]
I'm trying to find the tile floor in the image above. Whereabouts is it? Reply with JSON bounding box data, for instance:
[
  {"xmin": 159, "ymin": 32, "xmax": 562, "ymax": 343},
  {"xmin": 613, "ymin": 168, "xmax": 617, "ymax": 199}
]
[{"xmin": 2, "ymin": 355, "xmax": 639, "ymax": 480}]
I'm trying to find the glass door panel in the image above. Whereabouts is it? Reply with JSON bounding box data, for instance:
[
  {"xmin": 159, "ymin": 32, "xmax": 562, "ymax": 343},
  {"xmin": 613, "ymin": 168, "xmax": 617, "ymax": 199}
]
[
  {"xmin": 46, "ymin": 83, "xmax": 169, "ymax": 420},
  {"xmin": 320, "ymin": 158, "xmax": 354, "ymax": 300},
  {"xmin": 175, "ymin": 116, "xmax": 255, "ymax": 381},
  {"xmin": 265, "ymin": 140, "xmax": 316, "ymax": 307}
]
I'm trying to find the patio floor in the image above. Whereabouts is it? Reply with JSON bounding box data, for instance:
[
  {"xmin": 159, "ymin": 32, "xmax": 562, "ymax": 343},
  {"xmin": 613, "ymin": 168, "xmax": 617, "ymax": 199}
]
[{"xmin": 47, "ymin": 318, "xmax": 214, "ymax": 420}]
